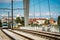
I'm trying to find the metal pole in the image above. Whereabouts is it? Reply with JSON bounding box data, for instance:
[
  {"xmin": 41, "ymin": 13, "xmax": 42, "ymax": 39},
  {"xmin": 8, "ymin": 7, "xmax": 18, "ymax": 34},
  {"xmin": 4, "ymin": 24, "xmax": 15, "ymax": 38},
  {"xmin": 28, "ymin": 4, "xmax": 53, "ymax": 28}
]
[
  {"xmin": 11, "ymin": 0, "xmax": 13, "ymax": 29},
  {"xmin": 8, "ymin": 12, "xmax": 9, "ymax": 29}
]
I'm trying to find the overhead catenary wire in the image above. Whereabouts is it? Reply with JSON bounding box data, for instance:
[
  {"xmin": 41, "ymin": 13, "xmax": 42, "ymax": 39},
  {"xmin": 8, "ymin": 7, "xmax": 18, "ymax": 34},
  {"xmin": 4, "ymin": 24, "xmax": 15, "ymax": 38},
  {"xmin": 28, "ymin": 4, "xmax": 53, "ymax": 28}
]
[
  {"xmin": 39, "ymin": 0, "xmax": 41, "ymax": 18},
  {"xmin": 54, "ymin": 0, "xmax": 59, "ymax": 18},
  {"xmin": 0, "ymin": 8, "xmax": 24, "ymax": 10},
  {"xmin": 33, "ymin": 0, "xmax": 35, "ymax": 19},
  {"xmin": 48, "ymin": 0, "xmax": 51, "ymax": 18}
]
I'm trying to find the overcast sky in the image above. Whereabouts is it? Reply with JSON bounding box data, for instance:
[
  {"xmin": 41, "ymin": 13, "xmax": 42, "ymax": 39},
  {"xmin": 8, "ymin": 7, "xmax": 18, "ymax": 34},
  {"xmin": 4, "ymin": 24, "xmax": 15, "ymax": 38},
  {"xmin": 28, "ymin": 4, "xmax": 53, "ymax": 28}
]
[{"xmin": 0, "ymin": 0, "xmax": 60, "ymax": 20}]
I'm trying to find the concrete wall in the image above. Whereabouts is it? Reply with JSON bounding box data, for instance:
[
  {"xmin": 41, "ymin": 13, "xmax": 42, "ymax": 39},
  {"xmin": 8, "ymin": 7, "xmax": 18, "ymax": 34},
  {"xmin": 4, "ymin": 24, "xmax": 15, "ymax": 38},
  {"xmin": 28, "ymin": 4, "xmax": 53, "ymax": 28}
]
[{"xmin": 23, "ymin": 0, "xmax": 29, "ymax": 27}]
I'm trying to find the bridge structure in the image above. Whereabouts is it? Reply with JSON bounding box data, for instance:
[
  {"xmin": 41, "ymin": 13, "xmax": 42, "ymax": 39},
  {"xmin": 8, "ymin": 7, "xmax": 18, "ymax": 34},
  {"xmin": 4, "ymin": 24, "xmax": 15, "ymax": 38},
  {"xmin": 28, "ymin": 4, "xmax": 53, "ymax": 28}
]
[
  {"xmin": 0, "ymin": 0, "xmax": 30, "ymax": 29},
  {"xmin": 0, "ymin": 0, "xmax": 60, "ymax": 40}
]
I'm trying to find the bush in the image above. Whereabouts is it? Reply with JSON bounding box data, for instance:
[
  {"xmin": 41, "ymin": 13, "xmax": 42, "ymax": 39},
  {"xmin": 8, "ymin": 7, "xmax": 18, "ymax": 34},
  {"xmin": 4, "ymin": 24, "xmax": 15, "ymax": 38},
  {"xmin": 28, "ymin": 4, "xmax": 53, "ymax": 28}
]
[
  {"xmin": 45, "ymin": 20, "xmax": 50, "ymax": 25},
  {"xmin": 58, "ymin": 15, "xmax": 60, "ymax": 25}
]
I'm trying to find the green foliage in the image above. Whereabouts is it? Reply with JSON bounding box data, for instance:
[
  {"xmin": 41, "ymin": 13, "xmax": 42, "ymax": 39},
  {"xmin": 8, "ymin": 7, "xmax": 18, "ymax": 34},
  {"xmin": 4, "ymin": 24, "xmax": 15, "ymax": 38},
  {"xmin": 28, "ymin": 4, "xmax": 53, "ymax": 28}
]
[
  {"xmin": 58, "ymin": 15, "xmax": 60, "ymax": 25},
  {"xmin": 30, "ymin": 22, "xmax": 34, "ymax": 27},
  {"xmin": 0, "ymin": 19, "xmax": 2, "ymax": 27},
  {"xmin": 15, "ymin": 17, "xmax": 21, "ymax": 23},
  {"xmin": 45, "ymin": 20, "xmax": 50, "ymax": 25},
  {"xmin": 15, "ymin": 17, "xmax": 25, "ymax": 26},
  {"xmin": 20, "ymin": 17, "xmax": 24, "ymax": 26},
  {"xmin": 31, "ymin": 24, "xmax": 35, "ymax": 27}
]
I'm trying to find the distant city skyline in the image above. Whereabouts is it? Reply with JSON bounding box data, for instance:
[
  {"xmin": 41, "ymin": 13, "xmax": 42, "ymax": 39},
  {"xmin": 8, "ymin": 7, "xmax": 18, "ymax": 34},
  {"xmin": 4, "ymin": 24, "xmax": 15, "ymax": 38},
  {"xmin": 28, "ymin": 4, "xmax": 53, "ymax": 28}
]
[{"xmin": 0, "ymin": 0, "xmax": 60, "ymax": 21}]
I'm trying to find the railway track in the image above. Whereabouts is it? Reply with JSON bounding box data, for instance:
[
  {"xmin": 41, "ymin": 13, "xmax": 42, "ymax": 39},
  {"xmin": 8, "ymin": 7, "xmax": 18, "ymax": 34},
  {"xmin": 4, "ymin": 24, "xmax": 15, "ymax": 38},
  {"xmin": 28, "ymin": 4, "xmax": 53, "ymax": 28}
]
[
  {"xmin": 0, "ymin": 30, "xmax": 13, "ymax": 40},
  {"xmin": 8, "ymin": 30, "xmax": 47, "ymax": 40},
  {"xmin": 2, "ymin": 29, "xmax": 60, "ymax": 40},
  {"xmin": 1, "ymin": 29, "xmax": 15, "ymax": 40},
  {"xmin": 15, "ymin": 29, "xmax": 60, "ymax": 40},
  {"xmin": 2, "ymin": 29, "xmax": 33, "ymax": 40}
]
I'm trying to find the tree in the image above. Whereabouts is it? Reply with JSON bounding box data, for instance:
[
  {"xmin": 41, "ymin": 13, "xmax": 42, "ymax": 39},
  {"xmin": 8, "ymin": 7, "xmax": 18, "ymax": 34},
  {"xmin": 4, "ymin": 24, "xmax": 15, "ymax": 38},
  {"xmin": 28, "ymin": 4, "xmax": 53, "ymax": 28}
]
[
  {"xmin": 0, "ymin": 19, "xmax": 2, "ymax": 27},
  {"xmin": 15, "ymin": 17, "xmax": 25, "ymax": 26},
  {"xmin": 58, "ymin": 16, "xmax": 60, "ymax": 25},
  {"xmin": 20, "ymin": 17, "xmax": 24, "ymax": 26},
  {"xmin": 58, "ymin": 15, "xmax": 60, "ymax": 33},
  {"xmin": 15, "ymin": 17, "xmax": 22, "ymax": 23},
  {"xmin": 45, "ymin": 20, "xmax": 50, "ymax": 25}
]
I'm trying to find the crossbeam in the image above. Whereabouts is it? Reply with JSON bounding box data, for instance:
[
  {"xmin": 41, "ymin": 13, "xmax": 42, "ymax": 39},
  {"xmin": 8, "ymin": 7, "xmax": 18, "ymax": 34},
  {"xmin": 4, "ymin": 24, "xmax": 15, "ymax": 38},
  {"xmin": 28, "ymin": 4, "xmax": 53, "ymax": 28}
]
[{"xmin": 0, "ymin": 8, "xmax": 25, "ymax": 10}]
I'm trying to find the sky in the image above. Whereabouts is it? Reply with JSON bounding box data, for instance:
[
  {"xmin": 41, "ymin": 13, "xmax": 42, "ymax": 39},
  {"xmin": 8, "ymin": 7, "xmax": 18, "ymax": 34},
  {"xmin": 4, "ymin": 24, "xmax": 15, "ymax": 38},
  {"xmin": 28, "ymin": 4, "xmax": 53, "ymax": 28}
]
[{"xmin": 0, "ymin": 0, "xmax": 60, "ymax": 21}]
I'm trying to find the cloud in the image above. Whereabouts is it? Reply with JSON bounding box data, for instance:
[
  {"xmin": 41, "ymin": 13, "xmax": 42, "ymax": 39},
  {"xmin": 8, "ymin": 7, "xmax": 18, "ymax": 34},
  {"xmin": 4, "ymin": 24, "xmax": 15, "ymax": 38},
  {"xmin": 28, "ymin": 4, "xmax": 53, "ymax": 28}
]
[
  {"xmin": 42, "ymin": 12, "xmax": 50, "ymax": 16},
  {"xmin": 14, "ymin": 0, "xmax": 23, "ymax": 1},
  {"xmin": 45, "ymin": 12, "xmax": 50, "ymax": 15},
  {"xmin": 13, "ymin": 11, "xmax": 24, "ymax": 17},
  {"xmin": 29, "ymin": 12, "xmax": 53, "ymax": 17},
  {"xmin": 29, "ymin": 13, "xmax": 40, "ymax": 16},
  {"xmin": 29, "ymin": 12, "xmax": 59, "ymax": 17},
  {"xmin": 41, "ymin": 12, "xmax": 56, "ymax": 16},
  {"xmin": 29, "ymin": 13, "xmax": 33, "ymax": 16},
  {"xmin": 29, "ymin": 12, "xmax": 51, "ymax": 17},
  {"xmin": 0, "ymin": 14, "xmax": 8, "ymax": 17},
  {"xmin": 35, "ymin": 13, "xmax": 40, "ymax": 16}
]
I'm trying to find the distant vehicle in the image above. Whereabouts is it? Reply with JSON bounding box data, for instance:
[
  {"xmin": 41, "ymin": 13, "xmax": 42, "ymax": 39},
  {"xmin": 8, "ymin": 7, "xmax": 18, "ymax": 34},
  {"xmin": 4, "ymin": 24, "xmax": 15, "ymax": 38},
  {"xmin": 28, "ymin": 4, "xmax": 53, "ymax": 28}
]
[{"xmin": 2, "ymin": 22, "xmax": 8, "ymax": 29}]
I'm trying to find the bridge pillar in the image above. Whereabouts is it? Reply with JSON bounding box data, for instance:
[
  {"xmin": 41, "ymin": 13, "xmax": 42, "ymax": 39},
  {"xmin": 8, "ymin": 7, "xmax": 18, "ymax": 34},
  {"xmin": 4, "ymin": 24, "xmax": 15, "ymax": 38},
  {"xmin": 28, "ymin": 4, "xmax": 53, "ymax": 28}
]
[{"xmin": 23, "ymin": 0, "xmax": 29, "ymax": 27}]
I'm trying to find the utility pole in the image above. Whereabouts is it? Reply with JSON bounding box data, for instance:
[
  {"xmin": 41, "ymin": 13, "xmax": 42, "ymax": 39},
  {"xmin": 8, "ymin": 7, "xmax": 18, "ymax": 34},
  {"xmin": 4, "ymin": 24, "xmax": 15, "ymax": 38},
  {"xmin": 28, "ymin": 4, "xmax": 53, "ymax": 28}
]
[{"xmin": 11, "ymin": 0, "xmax": 13, "ymax": 29}]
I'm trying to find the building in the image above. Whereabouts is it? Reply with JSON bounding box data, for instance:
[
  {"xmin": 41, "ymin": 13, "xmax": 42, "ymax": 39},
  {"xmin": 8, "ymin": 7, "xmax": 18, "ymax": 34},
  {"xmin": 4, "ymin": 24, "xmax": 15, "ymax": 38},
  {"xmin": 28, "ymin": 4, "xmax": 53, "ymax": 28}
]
[
  {"xmin": 29, "ymin": 18, "xmax": 47, "ymax": 25},
  {"xmin": 2, "ymin": 17, "xmax": 7, "ymax": 23},
  {"xmin": 49, "ymin": 18, "xmax": 56, "ymax": 25}
]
